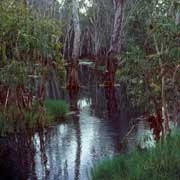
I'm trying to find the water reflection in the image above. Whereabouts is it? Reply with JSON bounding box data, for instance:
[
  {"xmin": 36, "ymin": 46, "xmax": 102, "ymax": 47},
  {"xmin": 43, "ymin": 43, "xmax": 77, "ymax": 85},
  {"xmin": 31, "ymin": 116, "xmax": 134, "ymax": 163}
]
[
  {"xmin": 69, "ymin": 89, "xmax": 81, "ymax": 180},
  {"xmin": 0, "ymin": 66, "xmax": 159, "ymax": 180},
  {"xmin": 104, "ymin": 87, "xmax": 118, "ymax": 119},
  {"xmin": 0, "ymin": 132, "xmax": 37, "ymax": 180}
]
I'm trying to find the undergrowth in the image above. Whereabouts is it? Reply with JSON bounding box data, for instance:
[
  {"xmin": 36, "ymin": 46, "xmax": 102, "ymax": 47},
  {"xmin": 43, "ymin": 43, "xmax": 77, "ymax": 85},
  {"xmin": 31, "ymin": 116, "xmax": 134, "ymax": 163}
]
[{"xmin": 92, "ymin": 131, "xmax": 180, "ymax": 180}]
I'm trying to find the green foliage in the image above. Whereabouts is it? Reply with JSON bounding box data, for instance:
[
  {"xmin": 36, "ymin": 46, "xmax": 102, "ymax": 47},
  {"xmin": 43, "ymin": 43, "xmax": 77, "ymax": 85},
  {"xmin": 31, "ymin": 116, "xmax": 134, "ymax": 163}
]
[
  {"xmin": 45, "ymin": 99, "xmax": 69, "ymax": 120},
  {"xmin": 0, "ymin": 61, "xmax": 33, "ymax": 88},
  {"xmin": 0, "ymin": 0, "xmax": 65, "ymax": 86},
  {"xmin": 0, "ymin": 0, "xmax": 66, "ymax": 136},
  {"xmin": 55, "ymin": 55, "xmax": 67, "ymax": 82},
  {"xmin": 0, "ymin": 103, "xmax": 53, "ymax": 136},
  {"xmin": 22, "ymin": 103, "xmax": 54, "ymax": 129},
  {"xmin": 116, "ymin": 0, "xmax": 179, "ymax": 113},
  {"xmin": 0, "ymin": 0, "xmax": 63, "ymax": 62},
  {"xmin": 92, "ymin": 131, "xmax": 180, "ymax": 180},
  {"xmin": 116, "ymin": 47, "xmax": 153, "ymax": 110}
]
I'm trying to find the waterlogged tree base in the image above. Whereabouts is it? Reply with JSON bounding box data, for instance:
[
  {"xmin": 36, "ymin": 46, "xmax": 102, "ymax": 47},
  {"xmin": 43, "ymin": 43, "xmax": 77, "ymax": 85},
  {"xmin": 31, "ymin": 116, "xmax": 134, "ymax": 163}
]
[{"xmin": 66, "ymin": 62, "xmax": 80, "ymax": 90}]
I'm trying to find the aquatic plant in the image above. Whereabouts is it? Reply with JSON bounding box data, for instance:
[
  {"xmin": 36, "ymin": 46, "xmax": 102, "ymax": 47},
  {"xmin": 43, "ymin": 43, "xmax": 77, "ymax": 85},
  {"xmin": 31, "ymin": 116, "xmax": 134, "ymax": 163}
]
[
  {"xmin": 44, "ymin": 99, "xmax": 69, "ymax": 120},
  {"xmin": 92, "ymin": 131, "xmax": 180, "ymax": 180}
]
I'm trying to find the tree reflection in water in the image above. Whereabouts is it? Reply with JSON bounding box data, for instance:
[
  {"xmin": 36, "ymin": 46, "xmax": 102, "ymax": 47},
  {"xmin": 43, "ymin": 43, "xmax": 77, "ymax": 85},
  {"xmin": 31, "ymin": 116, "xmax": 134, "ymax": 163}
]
[
  {"xmin": 0, "ymin": 132, "xmax": 37, "ymax": 180},
  {"xmin": 69, "ymin": 89, "xmax": 81, "ymax": 180}
]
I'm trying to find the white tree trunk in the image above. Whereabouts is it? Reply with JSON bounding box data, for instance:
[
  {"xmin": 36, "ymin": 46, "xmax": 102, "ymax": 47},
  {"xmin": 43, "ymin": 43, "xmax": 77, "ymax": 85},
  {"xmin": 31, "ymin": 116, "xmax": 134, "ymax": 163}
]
[
  {"xmin": 153, "ymin": 35, "xmax": 170, "ymax": 134},
  {"xmin": 72, "ymin": 0, "xmax": 81, "ymax": 60},
  {"xmin": 175, "ymin": 10, "xmax": 179, "ymax": 25},
  {"xmin": 109, "ymin": 0, "xmax": 124, "ymax": 55}
]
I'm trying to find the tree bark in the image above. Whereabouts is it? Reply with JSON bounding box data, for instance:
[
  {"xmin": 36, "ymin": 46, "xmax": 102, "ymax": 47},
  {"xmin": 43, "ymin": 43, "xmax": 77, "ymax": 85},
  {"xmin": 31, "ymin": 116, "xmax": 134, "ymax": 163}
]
[
  {"xmin": 175, "ymin": 9, "xmax": 179, "ymax": 25},
  {"xmin": 72, "ymin": 0, "xmax": 81, "ymax": 60},
  {"xmin": 153, "ymin": 35, "xmax": 170, "ymax": 134},
  {"xmin": 66, "ymin": 0, "xmax": 80, "ymax": 90},
  {"xmin": 103, "ymin": 0, "xmax": 125, "ymax": 87},
  {"xmin": 108, "ymin": 0, "xmax": 125, "ymax": 55}
]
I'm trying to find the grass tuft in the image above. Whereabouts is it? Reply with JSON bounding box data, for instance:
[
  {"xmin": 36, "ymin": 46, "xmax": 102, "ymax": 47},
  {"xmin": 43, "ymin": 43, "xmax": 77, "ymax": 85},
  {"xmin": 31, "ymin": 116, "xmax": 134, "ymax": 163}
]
[
  {"xmin": 44, "ymin": 99, "xmax": 69, "ymax": 120},
  {"xmin": 92, "ymin": 131, "xmax": 180, "ymax": 180}
]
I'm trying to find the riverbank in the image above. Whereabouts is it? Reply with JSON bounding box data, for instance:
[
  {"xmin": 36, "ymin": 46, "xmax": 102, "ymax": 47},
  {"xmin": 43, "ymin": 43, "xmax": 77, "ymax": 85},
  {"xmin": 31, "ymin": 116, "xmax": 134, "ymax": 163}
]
[{"xmin": 92, "ymin": 130, "xmax": 180, "ymax": 180}]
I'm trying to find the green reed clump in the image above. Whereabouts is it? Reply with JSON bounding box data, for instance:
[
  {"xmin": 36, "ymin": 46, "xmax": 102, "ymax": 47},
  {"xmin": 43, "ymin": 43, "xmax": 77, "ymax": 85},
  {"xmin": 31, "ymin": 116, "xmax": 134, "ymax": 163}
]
[
  {"xmin": 92, "ymin": 131, "xmax": 180, "ymax": 180},
  {"xmin": 44, "ymin": 99, "xmax": 69, "ymax": 120}
]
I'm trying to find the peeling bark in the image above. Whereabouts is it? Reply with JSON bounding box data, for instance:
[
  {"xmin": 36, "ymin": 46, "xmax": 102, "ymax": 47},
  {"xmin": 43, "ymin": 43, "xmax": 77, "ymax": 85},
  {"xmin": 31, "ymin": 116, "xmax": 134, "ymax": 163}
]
[
  {"xmin": 72, "ymin": 0, "xmax": 81, "ymax": 60},
  {"xmin": 109, "ymin": 0, "xmax": 125, "ymax": 55},
  {"xmin": 175, "ymin": 9, "xmax": 179, "ymax": 25},
  {"xmin": 153, "ymin": 35, "xmax": 170, "ymax": 134}
]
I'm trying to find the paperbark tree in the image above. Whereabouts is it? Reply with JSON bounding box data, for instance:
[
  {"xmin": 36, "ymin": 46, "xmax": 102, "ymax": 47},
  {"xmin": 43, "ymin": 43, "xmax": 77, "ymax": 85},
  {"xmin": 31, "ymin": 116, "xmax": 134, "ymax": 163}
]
[
  {"xmin": 72, "ymin": 0, "xmax": 81, "ymax": 60},
  {"xmin": 67, "ymin": 0, "xmax": 80, "ymax": 89},
  {"xmin": 108, "ymin": 0, "xmax": 125, "ymax": 56},
  {"xmin": 103, "ymin": 0, "xmax": 125, "ymax": 87},
  {"xmin": 175, "ymin": 10, "xmax": 180, "ymax": 25}
]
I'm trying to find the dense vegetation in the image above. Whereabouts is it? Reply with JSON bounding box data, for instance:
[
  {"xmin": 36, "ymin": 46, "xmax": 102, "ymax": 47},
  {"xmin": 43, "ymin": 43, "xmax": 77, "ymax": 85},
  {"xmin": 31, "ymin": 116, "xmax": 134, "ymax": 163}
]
[
  {"xmin": 92, "ymin": 130, "xmax": 180, "ymax": 180},
  {"xmin": 90, "ymin": 1, "xmax": 179, "ymax": 178},
  {"xmin": 0, "ymin": 0, "xmax": 67, "ymax": 135},
  {"xmin": 0, "ymin": 0, "xmax": 179, "ymax": 134},
  {"xmin": 0, "ymin": 0, "xmax": 179, "ymax": 179},
  {"xmin": 116, "ymin": 0, "xmax": 179, "ymax": 133}
]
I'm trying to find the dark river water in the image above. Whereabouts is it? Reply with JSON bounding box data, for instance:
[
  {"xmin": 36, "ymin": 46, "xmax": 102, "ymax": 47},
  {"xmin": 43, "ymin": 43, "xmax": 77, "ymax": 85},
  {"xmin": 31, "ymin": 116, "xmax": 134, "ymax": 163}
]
[{"xmin": 0, "ymin": 65, "xmax": 157, "ymax": 180}]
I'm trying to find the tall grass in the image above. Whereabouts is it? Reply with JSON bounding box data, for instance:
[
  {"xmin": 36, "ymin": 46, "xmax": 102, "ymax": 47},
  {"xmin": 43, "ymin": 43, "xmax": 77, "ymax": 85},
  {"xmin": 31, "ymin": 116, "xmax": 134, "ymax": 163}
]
[
  {"xmin": 44, "ymin": 99, "xmax": 69, "ymax": 120},
  {"xmin": 92, "ymin": 131, "xmax": 180, "ymax": 180}
]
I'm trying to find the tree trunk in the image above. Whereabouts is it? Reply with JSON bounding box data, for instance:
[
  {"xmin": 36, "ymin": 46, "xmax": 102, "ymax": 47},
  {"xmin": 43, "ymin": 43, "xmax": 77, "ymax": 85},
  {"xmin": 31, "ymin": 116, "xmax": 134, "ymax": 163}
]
[
  {"xmin": 175, "ymin": 11, "xmax": 180, "ymax": 25},
  {"xmin": 66, "ymin": 0, "xmax": 80, "ymax": 90},
  {"xmin": 103, "ymin": 0, "xmax": 125, "ymax": 87},
  {"xmin": 72, "ymin": 0, "xmax": 81, "ymax": 60},
  {"xmin": 108, "ymin": 0, "xmax": 125, "ymax": 55},
  {"xmin": 153, "ymin": 35, "xmax": 170, "ymax": 134}
]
